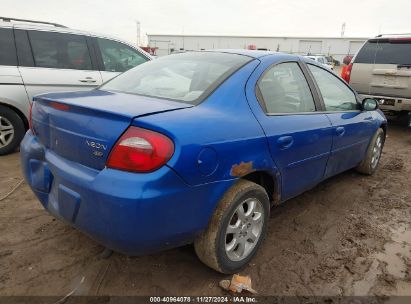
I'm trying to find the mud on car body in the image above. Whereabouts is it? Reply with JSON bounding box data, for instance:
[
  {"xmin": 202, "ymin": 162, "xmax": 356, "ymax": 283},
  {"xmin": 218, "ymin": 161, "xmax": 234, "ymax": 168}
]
[{"xmin": 21, "ymin": 50, "xmax": 387, "ymax": 273}]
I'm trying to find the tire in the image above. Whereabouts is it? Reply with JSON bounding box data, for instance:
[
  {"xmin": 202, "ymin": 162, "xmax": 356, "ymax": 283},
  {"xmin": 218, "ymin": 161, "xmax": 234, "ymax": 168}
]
[
  {"xmin": 0, "ymin": 105, "xmax": 26, "ymax": 155},
  {"xmin": 194, "ymin": 179, "xmax": 270, "ymax": 274},
  {"xmin": 356, "ymin": 128, "xmax": 385, "ymax": 175}
]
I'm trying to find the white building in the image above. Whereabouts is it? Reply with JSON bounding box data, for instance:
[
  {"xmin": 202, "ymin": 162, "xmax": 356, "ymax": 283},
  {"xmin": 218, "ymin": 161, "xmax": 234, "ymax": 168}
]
[{"xmin": 147, "ymin": 34, "xmax": 368, "ymax": 62}]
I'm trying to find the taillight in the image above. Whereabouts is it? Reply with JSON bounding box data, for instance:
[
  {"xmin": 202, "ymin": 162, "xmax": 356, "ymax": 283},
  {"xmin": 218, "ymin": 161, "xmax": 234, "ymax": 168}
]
[
  {"xmin": 341, "ymin": 63, "xmax": 353, "ymax": 83},
  {"xmin": 107, "ymin": 126, "xmax": 174, "ymax": 173},
  {"xmin": 50, "ymin": 101, "xmax": 70, "ymax": 111}
]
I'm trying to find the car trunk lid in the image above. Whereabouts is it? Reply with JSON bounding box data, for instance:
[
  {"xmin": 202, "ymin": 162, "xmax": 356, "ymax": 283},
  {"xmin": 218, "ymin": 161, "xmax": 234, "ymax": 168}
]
[{"xmin": 31, "ymin": 90, "xmax": 192, "ymax": 170}]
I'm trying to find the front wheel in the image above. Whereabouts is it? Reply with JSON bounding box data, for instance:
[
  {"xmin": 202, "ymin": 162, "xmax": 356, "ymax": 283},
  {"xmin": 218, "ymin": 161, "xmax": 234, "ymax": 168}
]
[
  {"xmin": 194, "ymin": 180, "xmax": 270, "ymax": 274},
  {"xmin": 356, "ymin": 128, "xmax": 385, "ymax": 175}
]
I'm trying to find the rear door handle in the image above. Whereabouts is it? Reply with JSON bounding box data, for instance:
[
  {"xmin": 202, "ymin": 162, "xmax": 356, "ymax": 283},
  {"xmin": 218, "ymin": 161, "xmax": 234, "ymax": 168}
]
[
  {"xmin": 336, "ymin": 126, "xmax": 345, "ymax": 136},
  {"xmin": 79, "ymin": 77, "xmax": 97, "ymax": 83},
  {"xmin": 277, "ymin": 136, "xmax": 294, "ymax": 149}
]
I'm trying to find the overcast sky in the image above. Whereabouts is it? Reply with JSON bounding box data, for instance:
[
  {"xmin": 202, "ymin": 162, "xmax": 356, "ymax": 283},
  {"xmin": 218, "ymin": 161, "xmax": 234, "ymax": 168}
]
[{"xmin": 2, "ymin": 0, "xmax": 410, "ymax": 46}]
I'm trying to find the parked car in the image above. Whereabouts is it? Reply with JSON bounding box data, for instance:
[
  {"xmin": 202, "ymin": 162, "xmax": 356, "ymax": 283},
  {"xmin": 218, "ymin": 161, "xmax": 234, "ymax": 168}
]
[
  {"xmin": 21, "ymin": 50, "xmax": 386, "ymax": 274},
  {"xmin": 304, "ymin": 55, "xmax": 334, "ymax": 70},
  {"xmin": 0, "ymin": 17, "xmax": 151, "ymax": 155},
  {"xmin": 343, "ymin": 34, "xmax": 411, "ymax": 126},
  {"xmin": 325, "ymin": 55, "xmax": 340, "ymax": 66}
]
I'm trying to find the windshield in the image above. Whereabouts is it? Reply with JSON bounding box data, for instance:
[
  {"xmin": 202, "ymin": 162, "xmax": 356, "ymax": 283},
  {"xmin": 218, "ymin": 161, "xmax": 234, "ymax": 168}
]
[{"xmin": 100, "ymin": 52, "xmax": 252, "ymax": 105}]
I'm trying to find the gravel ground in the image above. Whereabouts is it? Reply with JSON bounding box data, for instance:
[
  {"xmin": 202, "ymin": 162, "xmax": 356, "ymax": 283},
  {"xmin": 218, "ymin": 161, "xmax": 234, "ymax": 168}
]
[{"xmin": 0, "ymin": 123, "xmax": 410, "ymax": 298}]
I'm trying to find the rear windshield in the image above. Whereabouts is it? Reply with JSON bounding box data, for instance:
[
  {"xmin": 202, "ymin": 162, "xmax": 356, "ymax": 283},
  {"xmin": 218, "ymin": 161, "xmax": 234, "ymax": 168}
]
[
  {"xmin": 355, "ymin": 39, "xmax": 411, "ymax": 65},
  {"xmin": 100, "ymin": 52, "xmax": 252, "ymax": 105}
]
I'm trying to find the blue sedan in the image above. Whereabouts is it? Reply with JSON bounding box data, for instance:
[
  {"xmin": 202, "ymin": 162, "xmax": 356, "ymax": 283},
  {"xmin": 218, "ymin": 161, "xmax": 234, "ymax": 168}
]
[{"xmin": 20, "ymin": 50, "xmax": 386, "ymax": 273}]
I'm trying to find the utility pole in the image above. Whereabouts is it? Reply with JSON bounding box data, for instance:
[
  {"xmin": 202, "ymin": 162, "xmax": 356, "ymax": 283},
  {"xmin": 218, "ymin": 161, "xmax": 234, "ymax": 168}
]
[
  {"xmin": 136, "ymin": 20, "xmax": 141, "ymax": 46},
  {"xmin": 182, "ymin": 26, "xmax": 185, "ymax": 50}
]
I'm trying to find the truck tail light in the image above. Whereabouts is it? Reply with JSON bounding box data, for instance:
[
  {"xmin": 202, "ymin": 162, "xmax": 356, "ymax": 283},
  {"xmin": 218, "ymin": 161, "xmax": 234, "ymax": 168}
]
[
  {"xmin": 341, "ymin": 63, "xmax": 353, "ymax": 83},
  {"xmin": 107, "ymin": 126, "xmax": 174, "ymax": 173},
  {"xmin": 29, "ymin": 102, "xmax": 35, "ymax": 134}
]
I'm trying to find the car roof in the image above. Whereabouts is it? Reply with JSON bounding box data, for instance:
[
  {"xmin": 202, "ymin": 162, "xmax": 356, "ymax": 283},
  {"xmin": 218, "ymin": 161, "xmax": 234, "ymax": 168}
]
[
  {"xmin": 206, "ymin": 49, "xmax": 297, "ymax": 59},
  {"xmin": 374, "ymin": 33, "xmax": 411, "ymax": 39},
  {"xmin": 0, "ymin": 18, "xmax": 152, "ymax": 59},
  {"xmin": 304, "ymin": 55, "xmax": 325, "ymax": 58},
  {"xmin": 0, "ymin": 19, "xmax": 85, "ymax": 34}
]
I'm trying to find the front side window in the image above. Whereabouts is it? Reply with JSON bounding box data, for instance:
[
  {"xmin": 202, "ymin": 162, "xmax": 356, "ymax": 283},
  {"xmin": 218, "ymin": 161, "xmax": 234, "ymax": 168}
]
[
  {"xmin": 257, "ymin": 62, "xmax": 316, "ymax": 113},
  {"xmin": 97, "ymin": 38, "xmax": 148, "ymax": 73},
  {"xmin": 0, "ymin": 28, "xmax": 17, "ymax": 66},
  {"xmin": 101, "ymin": 52, "xmax": 251, "ymax": 104},
  {"xmin": 28, "ymin": 31, "xmax": 92, "ymax": 70},
  {"xmin": 308, "ymin": 64, "xmax": 358, "ymax": 111}
]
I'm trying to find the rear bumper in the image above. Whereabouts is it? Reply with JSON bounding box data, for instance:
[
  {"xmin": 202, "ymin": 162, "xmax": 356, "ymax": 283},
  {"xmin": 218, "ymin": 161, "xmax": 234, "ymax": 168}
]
[
  {"xmin": 20, "ymin": 131, "xmax": 234, "ymax": 255},
  {"xmin": 360, "ymin": 94, "xmax": 411, "ymax": 112}
]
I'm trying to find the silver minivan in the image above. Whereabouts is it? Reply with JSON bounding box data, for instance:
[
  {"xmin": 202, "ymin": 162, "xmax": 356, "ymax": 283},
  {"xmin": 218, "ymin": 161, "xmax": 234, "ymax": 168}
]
[
  {"xmin": 0, "ymin": 17, "xmax": 151, "ymax": 155},
  {"xmin": 348, "ymin": 35, "xmax": 411, "ymax": 125}
]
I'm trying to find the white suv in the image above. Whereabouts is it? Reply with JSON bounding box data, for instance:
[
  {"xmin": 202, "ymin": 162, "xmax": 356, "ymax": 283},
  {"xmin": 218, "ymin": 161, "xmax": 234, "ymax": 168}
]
[{"xmin": 0, "ymin": 17, "xmax": 151, "ymax": 155}]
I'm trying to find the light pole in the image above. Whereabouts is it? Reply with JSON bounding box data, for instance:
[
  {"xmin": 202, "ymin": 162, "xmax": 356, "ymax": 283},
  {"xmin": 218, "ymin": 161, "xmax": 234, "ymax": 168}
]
[{"xmin": 136, "ymin": 20, "xmax": 141, "ymax": 46}]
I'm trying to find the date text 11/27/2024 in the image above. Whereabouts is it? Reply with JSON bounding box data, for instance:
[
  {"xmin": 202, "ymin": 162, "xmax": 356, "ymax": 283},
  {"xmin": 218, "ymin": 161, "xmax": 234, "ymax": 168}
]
[{"xmin": 149, "ymin": 296, "xmax": 257, "ymax": 303}]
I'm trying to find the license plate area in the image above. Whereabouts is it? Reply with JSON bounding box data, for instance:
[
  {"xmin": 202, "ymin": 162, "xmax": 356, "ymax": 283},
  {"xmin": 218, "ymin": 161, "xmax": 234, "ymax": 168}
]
[{"xmin": 383, "ymin": 75, "xmax": 399, "ymax": 87}]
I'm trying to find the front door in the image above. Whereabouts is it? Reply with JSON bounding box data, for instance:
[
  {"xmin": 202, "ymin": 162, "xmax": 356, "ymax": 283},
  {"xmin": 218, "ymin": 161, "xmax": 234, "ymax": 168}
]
[
  {"xmin": 94, "ymin": 37, "xmax": 149, "ymax": 83},
  {"xmin": 307, "ymin": 64, "xmax": 375, "ymax": 178}
]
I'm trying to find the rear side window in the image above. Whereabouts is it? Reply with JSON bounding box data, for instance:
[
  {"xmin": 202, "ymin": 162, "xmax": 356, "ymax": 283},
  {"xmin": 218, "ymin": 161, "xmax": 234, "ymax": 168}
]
[
  {"xmin": 28, "ymin": 31, "xmax": 93, "ymax": 70},
  {"xmin": 97, "ymin": 38, "xmax": 148, "ymax": 72},
  {"xmin": 355, "ymin": 39, "xmax": 411, "ymax": 65},
  {"xmin": 0, "ymin": 28, "xmax": 17, "ymax": 66},
  {"xmin": 101, "ymin": 52, "xmax": 251, "ymax": 105},
  {"xmin": 258, "ymin": 62, "xmax": 316, "ymax": 113}
]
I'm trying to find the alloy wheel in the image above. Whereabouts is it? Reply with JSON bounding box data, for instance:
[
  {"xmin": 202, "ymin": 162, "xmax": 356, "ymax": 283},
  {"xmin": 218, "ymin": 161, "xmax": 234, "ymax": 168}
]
[
  {"xmin": 371, "ymin": 134, "xmax": 383, "ymax": 169},
  {"xmin": 225, "ymin": 197, "xmax": 264, "ymax": 261},
  {"xmin": 0, "ymin": 116, "xmax": 14, "ymax": 148}
]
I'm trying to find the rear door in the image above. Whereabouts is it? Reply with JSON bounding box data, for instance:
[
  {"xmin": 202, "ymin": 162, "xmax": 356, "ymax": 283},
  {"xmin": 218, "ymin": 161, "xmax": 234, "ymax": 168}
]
[
  {"xmin": 15, "ymin": 29, "xmax": 103, "ymax": 101},
  {"xmin": 93, "ymin": 37, "xmax": 150, "ymax": 83},
  {"xmin": 307, "ymin": 63, "xmax": 375, "ymax": 178},
  {"xmin": 351, "ymin": 38, "xmax": 411, "ymax": 98},
  {"xmin": 252, "ymin": 59, "xmax": 333, "ymax": 200}
]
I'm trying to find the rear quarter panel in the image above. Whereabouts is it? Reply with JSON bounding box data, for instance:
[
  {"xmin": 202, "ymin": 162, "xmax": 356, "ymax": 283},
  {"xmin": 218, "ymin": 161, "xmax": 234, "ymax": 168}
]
[{"xmin": 0, "ymin": 66, "xmax": 30, "ymax": 119}]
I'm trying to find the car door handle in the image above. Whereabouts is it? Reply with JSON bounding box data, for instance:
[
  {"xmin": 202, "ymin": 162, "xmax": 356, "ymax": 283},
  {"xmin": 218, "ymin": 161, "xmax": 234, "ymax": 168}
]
[
  {"xmin": 277, "ymin": 136, "xmax": 294, "ymax": 149},
  {"xmin": 79, "ymin": 77, "xmax": 97, "ymax": 83},
  {"xmin": 336, "ymin": 127, "xmax": 345, "ymax": 136}
]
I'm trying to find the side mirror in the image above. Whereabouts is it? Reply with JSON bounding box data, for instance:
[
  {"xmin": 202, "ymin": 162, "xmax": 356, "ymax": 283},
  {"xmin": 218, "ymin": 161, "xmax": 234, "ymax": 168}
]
[{"xmin": 362, "ymin": 98, "xmax": 378, "ymax": 111}]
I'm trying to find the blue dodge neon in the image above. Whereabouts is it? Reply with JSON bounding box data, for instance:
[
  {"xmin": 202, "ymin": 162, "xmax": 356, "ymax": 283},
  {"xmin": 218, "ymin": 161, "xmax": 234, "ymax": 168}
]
[{"xmin": 21, "ymin": 50, "xmax": 386, "ymax": 273}]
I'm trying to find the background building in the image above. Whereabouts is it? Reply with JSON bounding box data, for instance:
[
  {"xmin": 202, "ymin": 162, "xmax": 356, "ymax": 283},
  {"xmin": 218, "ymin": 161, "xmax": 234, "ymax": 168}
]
[{"xmin": 147, "ymin": 34, "xmax": 368, "ymax": 61}]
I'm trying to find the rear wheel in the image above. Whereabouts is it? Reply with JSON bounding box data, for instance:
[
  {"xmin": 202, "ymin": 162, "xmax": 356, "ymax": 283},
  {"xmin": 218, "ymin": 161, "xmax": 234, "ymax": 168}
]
[
  {"xmin": 0, "ymin": 105, "xmax": 25, "ymax": 155},
  {"xmin": 356, "ymin": 128, "xmax": 385, "ymax": 175},
  {"xmin": 194, "ymin": 180, "xmax": 270, "ymax": 273}
]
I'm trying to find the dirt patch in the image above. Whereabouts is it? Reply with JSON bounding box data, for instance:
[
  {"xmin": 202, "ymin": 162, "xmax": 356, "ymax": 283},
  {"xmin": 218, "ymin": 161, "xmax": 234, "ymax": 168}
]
[
  {"xmin": 383, "ymin": 157, "xmax": 404, "ymax": 171},
  {"xmin": 0, "ymin": 124, "xmax": 410, "ymax": 297}
]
